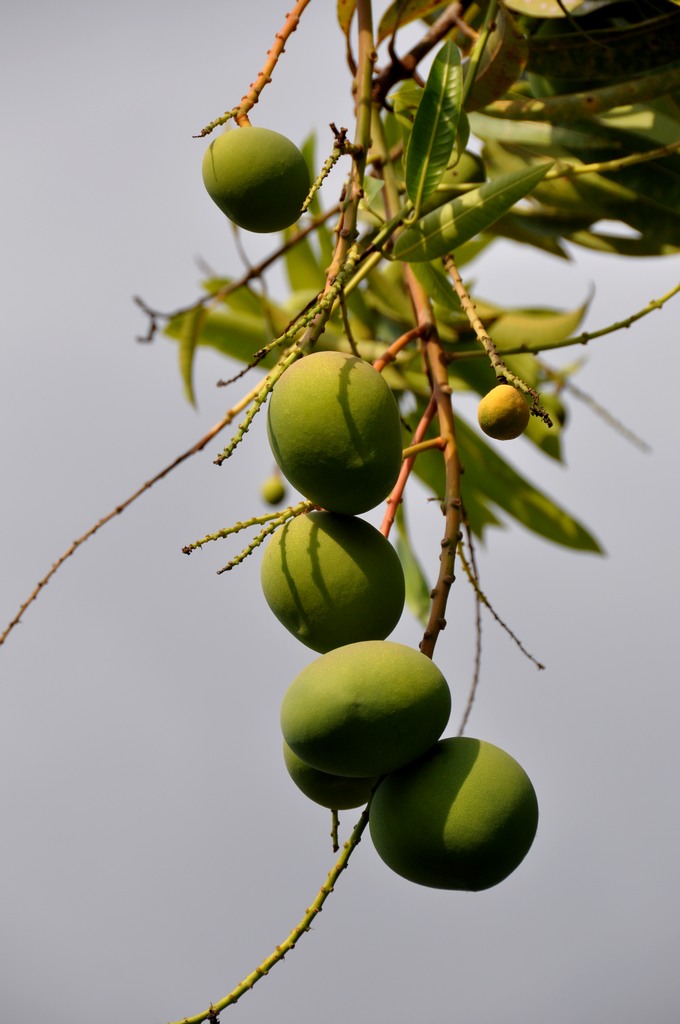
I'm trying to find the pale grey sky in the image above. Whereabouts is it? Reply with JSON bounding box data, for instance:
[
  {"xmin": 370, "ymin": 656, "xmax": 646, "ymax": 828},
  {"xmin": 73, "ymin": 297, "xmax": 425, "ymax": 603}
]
[{"xmin": 2, "ymin": 3, "xmax": 679, "ymax": 1023}]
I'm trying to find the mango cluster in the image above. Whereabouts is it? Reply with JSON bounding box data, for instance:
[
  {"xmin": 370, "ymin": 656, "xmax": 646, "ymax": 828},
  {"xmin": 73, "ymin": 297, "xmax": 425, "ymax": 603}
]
[{"xmin": 260, "ymin": 350, "xmax": 538, "ymax": 891}]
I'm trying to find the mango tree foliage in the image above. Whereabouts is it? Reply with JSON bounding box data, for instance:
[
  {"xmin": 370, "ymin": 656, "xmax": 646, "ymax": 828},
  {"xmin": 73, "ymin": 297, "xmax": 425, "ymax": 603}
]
[{"xmin": 161, "ymin": 0, "xmax": 679, "ymax": 579}]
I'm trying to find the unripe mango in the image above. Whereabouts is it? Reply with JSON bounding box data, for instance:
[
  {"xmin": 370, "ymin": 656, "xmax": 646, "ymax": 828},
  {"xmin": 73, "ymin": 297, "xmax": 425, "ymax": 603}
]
[
  {"xmin": 261, "ymin": 511, "xmax": 405, "ymax": 653},
  {"xmin": 202, "ymin": 126, "xmax": 310, "ymax": 233},
  {"xmin": 267, "ymin": 351, "xmax": 403, "ymax": 515},
  {"xmin": 259, "ymin": 474, "xmax": 287, "ymax": 506},
  {"xmin": 280, "ymin": 640, "xmax": 451, "ymax": 778},
  {"xmin": 283, "ymin": 742, "xmax": 378, "ymax": 810},
  {"xmin": 441, "ymin": 150, "xmax": 486, "ymax": 188},
  {"xmin": 369, "ymin": 737, "xmax": 539, "ymax": 891},
  {"xmin": 477, "ymin": 384, "xmax": 530, "ymax": 440}
]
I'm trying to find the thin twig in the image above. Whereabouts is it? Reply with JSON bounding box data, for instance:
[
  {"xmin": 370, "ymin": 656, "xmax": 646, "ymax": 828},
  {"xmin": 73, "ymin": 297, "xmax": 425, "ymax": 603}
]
[
  {"xmin": 372, "ymin": 326, "xmax": 423, "ymax": 373},
  {"xmin": 457, "ymin": 519, "xmax": 483, "ymax": 736},
  {"xmin": 134, "ymin": 205, "xmax": 342, "ymax": 344},
  {"xmin": 449, "ymin": 281, "xmax": 680, "ymax": 359},
  {"xmin": 372, "ymin": 4, "xmax": 466, "ymax": 107},
  {"xmin": 444, "ymin": 254, "xmax": 553, "ymax": 426},
  {"xmin": 0, "ymin": 386, "xmax": 263, "ymax": 648},
  {"xmin": 381, "ymin": 395, "xmax": 437, "ymax": 539},
  {"xmin": 195, "ymin": 0, "xmax": 314, "ymax": 136},
  {"xmin": 548, "ymin": 139, "xmax": 680, "ymax": 180},
  {"xmin": 481, "ymin": 64, "xmax": 680, "ymax": 123},
  {"xmin": 457, "ymin": 542, "xmax": 545, "ymax": 671},
  {"xmin": 168, "ymin": 804, "xmax": 371, "ymax": 1024}
]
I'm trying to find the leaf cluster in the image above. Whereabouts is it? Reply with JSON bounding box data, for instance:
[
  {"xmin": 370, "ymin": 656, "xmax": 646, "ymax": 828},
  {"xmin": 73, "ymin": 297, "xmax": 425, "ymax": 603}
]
[{"xmin": 160, "ymin": 0, "xmax": 680, "ymax": 562}]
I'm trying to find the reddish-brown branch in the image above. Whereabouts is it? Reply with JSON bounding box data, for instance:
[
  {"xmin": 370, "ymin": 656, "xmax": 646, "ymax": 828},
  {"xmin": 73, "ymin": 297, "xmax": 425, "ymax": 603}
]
[
  {"xmin": 372, "ymin": 3, "xmax": 465, "ymax": 107},
  {"xmin": 402, "ymin": 267, "xmax": 462, "ymax": 660},
  {"xmin": 381, "ymin": 394, "xmax": 437, "ymax": 539},
  {"xmin": 235, "ymin": 0, "xmax": 313, "ymax": 125},
  {"xmin": 372, "ymin": 326, "xmax": 423, "ymax": 373}
]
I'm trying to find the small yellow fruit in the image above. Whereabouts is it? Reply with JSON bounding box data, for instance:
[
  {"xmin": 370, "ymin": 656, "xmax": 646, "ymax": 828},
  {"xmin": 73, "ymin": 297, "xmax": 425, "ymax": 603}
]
[
  {"xmin": 283, "ymin": 742, "xmax": 378, "ymax": 810},
  {"xmin": 260, "ymin": 511, "xmax": 405, "ymax": 653},
  {"xmin": 369, "ymin": 737, "xmax": 539, "ymax": 891},
  {"xmin": 267, "ymin": 351, "xmax": 403, "ymax": 515},
  {"xmin": 477, "ymin": 384, "xmax": 530, "ymax": 440},
  {"xmin": 259, "ymin": 474, "xmax": 286, "ymax": 506},
  {"xmin": 280, "ymin": 640, "xmax": 451, "ymax": 778},
  {"xmin": 202, "ymin": 126, "xmax": 310, "ymax": 233}
]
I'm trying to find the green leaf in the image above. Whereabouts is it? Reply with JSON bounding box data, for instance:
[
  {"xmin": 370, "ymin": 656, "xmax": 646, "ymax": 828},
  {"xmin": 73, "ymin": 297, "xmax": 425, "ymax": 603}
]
[
  {"xmin": 455, "ymin": 417, "xmax": 602, "ymax": 552},
  {"xmin": 395, "ymin": 504, "xmax": 432, "ymax": 626},
  {"xmin": 488, "ymin": 210, "xmax": 572, "ymax": 258},
  {"xmin": 469, "ymin": 110, "xmax": 616, "ymax": 150},
  {"xmin": 489, "ymin": 297, "xmax": 591, "ymax": 352},
  {"xmin": 566, "ymin": 226, "xmax": 680, "ymax": 257},
  {"xmin": 175, "ymin": 306, "xmax": 208, "ymax": 406},
  {"xmin": 464, "ymin": 5, "xmax": 529, "ymax": 112},
  {"xmin": 393, "ymin": 161, "xmax": 553, "ymax": 262},
  {"xmin": 392, "ymin": 80, "xmax": 424, "ymax": 145},
  {"xmin": 164, "ymin": 298, "xmax": 277, "ymax": 382},
  {"xmin": 522, "ymin": 393, "xmax": 567, "ymax": 462},
  {"xmin": 336, "ymin": 0, "xmax": 357, "ymax": 37},
  {"xmin": 405, "ymin": 40, "xmax": 463, "ymax": 210},
  {"xmin": 503, "ymin": 0, "xmax": 596, "ymax": 15},
  {"xmin": 377, "ymin": 0, "xmax": 448, "ymax": 44},
  {"xmin": 410, "ymin": 261, "xmax": 463, "ymax": 317},
  {"xmin": 600, "ymin": 101, "xmax": 680, "ymax": 148},
  {"xmin": 405, "ymin": 420, "xmax": 502, "ymax": 539},
  {"xmin": 283, "ymin": 229, "xmax": 326, "ymax": 293},
  {"xmin": 526, "ymin": 8, "xmax": 680, "ymax": 82},
  {"xmin": 405, "ymin": 402, "xmax": 601, "ymax": 551},
  {"xmin": 299, "ymin": 134, "xmax": 322, "ymax": 218}
]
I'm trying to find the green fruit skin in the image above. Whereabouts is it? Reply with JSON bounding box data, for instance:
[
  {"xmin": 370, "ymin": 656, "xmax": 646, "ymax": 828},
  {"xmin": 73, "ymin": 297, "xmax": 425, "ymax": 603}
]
[
  {"xmin": 441, "ymin": 150, "xmax": 486, "ymax": 188},
  {"xmin": 477, "ymin": 384, "xmax": 531, "ymax": 441},
  {"xmin": 260, "ymin": 474, "xmax": 287, "ymax": 506},
  {"xmin": 280, "ymin": 640, "xmax": 451, "ymax": 778},
  {"xmin": 369, "ymin": 737, "xmax": 539, "ymax": 891},
  {"xmin": 260, "ymin": 511, "xmax": 405, "ymax": 653},
  {"xmin": 283, "ymin": 742, "xmax": 378, "ymax": 810},
  {"xmin": 202, "ymin": 127, "xmax": 310, "ymax": 233},
  {"xmin": 267, "ymin": 351, "xmax": 403, "ymax": 515}
]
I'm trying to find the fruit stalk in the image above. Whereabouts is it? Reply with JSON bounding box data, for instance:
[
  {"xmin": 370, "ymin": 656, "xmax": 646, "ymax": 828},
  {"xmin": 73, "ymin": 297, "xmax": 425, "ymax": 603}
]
[
  {"xmin": 444, "ymin": 254, "xmax": 550, "ymax": 424},
  {"xmin": 196, "ymin": 0, "xmax": 314, "ymax": 136},
  {"xmin": 167, "ymin": 805, "xmax": 371, "ymax": 1024}
]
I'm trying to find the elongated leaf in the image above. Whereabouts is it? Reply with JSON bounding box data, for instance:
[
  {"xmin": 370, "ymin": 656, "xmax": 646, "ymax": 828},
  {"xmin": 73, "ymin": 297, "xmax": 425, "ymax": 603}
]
[
  {"xmin": 406, "ymin": 402, "xmax": 601, "ymax": 550},
  {"xmin": 405, "ymin": 41, "xmax": 463, "ymax": 210},
  {"xmin": 464, "ymin": 5, "xmax": 529, "ymax": 112},
  {"xmin": 165, "ymin": 303, "xmax": 276, "ymax": 381},
  {"xmin": 503, "ymin": 0, "xmax": 599, "ymax": 14},
  {"xmin": 394, "ymin": 161, "xmax": 553, "ymax": 262},
  {"xmin": 489, "ymin": 298, "xmax": 590, "ymax": 351},
  {"xmin": 469, "ymin": 110, "xmax": 615, "ymax": 150},
  {"xmin": 566, "ymin": 227, "xmax": 680, "ymax": 257},
  {"xmin": 527, "ymin": 8, "xmax": 680, "ymax": 82},
  {"xmin": 523, "ymin": 393, "xmax": 566, "ymax": 462},
  {"xmin": 300, "ymin": 134, "xmax": 322, "ymax": 218},
  {"xmin": 489, "ymin": 211, "xmax": 572, "ymax": 258},
  {"xmin": 283, "ymin": 229, "xmax": 326, "ymax": 293},
  {"xmin": 600, "ymin": 102, "xmax": 680, "ymax": 148},
  {"xmin": 175, "ymin": 306, "xmax": 208, "ymax": 406},
  {"xmin": 482, "ymin": 65, "xmax": 680, "ymax": 124},
  {"xmin": 377, "ymin": 0, "xmax": 447, "ymax": 44},
  {"xmin": 455, "ymin": 417, "xmax": 602, "ymax": 551},
  {"xmin": 410, "ymin": 261, "xmax": 463, "ymax": 317},
  {"xmin": 395, "ymin": 504, "xmax": 432, "ymax": 626},
  {"xmin": 336, "ymin": 0, "xmax": 357, "ymax": 37}
]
